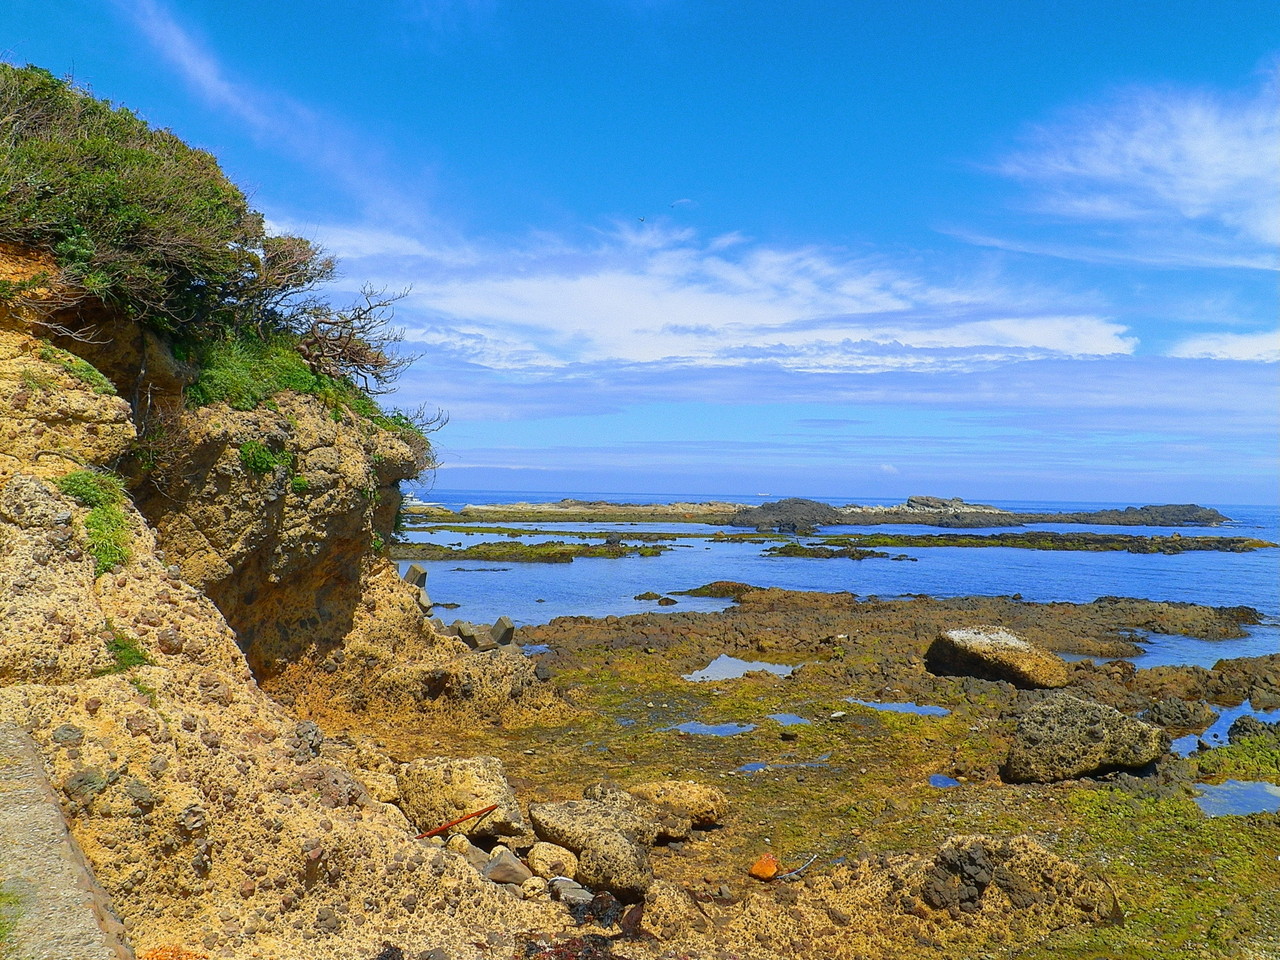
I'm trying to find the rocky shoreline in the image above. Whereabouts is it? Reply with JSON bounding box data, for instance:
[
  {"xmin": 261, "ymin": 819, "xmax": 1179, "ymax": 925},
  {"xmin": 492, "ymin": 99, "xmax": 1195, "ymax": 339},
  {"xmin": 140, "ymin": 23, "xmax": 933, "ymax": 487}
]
[
  {"xmin": 403, "ymin": 496, "xmax": 1234, "ymax": 533},
  {"xmin": 3, "ymin": 239, "xmax": 1278, "ymax": 960}
]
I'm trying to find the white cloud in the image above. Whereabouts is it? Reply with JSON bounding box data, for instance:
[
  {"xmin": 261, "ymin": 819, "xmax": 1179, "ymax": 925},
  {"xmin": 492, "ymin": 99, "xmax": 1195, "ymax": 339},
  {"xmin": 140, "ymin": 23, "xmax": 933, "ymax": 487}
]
[
  {"xmin": 315, "ymin": 223, "xmax": 1135, "ymax": 371},
  {"xmin": 987, "ymin": 64, "xmax": 1280, "ymax": 268},
  {"xmin": 1167, "ymin": 330, "xmax": 1280, "ymax": 362}
]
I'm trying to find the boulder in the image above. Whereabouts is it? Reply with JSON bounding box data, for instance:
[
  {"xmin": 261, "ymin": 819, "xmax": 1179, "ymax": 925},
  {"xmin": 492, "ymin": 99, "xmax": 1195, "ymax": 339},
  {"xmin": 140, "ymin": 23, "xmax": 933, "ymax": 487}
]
[
  {"xmin": 397, "ymin": 756, "xmax": 528, "ymax": 839},
  {"xmin": 528, "ymin": 798, "xmax": 655, "ymax": 899},
  {"xmin": 1141, "ymin": 697, "xmax": 1216, "ymax": 730},
  {"xmin": 1003, "ymin": 695, "xmax": 1169, "ymax": 783},
  {"xmin": 490, "ymin": 615, "xmax": 516, "ymax": 646},
  {"xmin": 527, "ymin": 841, "xmax": 579, "ymax": 880},
  {"xmin": 583, "ymin": 780, "xmax": 690, "ymax": 840},
  {"xmin": 926, "ymin": 626, "xmax": 1069, "ymax": 689},
  {"xmin": 574, "ymin": 829, "xmax": 653, "ymax": 900},
  {"xmin": 528, "ymin": 798, "xmax": 658, "ymax": 849},
  {"xmin": 627, "ymin": 780, "xmax": 728, "ymax": 828},
  {"xmin": 482, "ymin": 848, "xmax": 533, "ymax": 885}
]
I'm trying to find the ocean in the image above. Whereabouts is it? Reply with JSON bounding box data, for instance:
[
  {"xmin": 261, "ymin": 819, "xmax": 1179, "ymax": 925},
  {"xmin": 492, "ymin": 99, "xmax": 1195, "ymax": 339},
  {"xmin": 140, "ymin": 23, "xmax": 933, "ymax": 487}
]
[{"xmin": 396, "ymin": 485, "xmax": 1280, "ymax": 666}]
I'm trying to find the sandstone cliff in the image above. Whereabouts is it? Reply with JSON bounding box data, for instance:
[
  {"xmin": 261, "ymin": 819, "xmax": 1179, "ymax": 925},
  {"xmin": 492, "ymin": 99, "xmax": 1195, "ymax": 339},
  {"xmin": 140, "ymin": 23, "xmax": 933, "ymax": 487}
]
[{"xmin": 0, "ymin": 245, "xmax": 569, "ymax": 958}]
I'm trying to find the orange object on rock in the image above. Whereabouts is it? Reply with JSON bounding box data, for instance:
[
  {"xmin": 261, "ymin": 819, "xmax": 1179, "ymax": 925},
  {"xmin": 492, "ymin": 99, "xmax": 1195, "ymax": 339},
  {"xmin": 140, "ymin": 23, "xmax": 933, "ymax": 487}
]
[{"xmin": 748, "ymin": 852, "xmax": 780, "ymax": 880}]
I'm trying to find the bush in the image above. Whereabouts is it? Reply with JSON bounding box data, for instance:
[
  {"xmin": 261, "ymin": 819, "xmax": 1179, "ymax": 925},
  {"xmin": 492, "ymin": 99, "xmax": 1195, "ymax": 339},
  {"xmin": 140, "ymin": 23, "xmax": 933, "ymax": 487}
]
[
  {"xmin": 238, "ymin": 440, "xmax": 290, "ymax": 475},
  {"xmin": 0, "ymin": 63, "xmax": 265, "ymax": 331}
]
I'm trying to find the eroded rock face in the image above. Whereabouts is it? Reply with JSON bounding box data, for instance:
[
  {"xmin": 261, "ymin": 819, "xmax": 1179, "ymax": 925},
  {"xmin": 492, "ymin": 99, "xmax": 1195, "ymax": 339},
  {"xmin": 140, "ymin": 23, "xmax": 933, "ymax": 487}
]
[
  {"xmin": 0, "ymin": 472, "xmax": 567, "ymax": 958},
  {"xmin": 926, "ymin": 626, "xmax": 1070, "ymax": 689},
  {"xmin": 397, "ymin": 756, "xmax": 528, "ymax": 840},
  {"xmin": 1003, "ymin": 695, "xmax": 1169, "ymax": 782},
  {"xmin": 133, "ymin": 394, "xmax": 417, "ymax": 675},
  {"xmin": 0, "ymin": 328, "xmax": 135, "ymax": 484}
]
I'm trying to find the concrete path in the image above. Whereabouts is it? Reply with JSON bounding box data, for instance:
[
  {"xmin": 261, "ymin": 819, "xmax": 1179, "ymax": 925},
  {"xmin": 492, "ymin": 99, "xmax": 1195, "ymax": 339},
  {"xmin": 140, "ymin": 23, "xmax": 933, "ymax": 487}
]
[{"xmin": 0, "ymin": 723, "xmax": 134, "ymax": 960}]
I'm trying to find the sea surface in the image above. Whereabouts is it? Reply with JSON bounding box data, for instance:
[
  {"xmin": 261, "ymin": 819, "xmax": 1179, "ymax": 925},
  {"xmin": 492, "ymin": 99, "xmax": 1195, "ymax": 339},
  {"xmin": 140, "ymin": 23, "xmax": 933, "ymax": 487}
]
[{"xmin": 396, "ymin": 486, "xmax": 1279, "ymax": 665}]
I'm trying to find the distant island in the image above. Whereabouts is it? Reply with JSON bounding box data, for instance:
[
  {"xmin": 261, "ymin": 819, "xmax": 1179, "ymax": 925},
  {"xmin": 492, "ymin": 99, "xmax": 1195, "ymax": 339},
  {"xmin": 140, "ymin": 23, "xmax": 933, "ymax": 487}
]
[{"xmin": 402, "ymin": 495, "xmax": 1232, "ymax": 533}]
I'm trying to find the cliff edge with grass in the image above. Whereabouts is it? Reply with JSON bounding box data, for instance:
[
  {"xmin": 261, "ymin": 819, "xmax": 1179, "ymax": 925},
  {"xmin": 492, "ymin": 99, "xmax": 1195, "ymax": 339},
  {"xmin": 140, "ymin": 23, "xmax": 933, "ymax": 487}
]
[{"xmin": 0, "ymin": 63, "xmax": 564, "ymax": 959}]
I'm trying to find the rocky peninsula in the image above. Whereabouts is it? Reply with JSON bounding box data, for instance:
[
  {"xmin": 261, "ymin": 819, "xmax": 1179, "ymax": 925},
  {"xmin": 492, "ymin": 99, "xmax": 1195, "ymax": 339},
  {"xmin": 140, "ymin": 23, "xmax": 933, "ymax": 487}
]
[{"xmin": 404, "ymin": 495, "xmax": 1234, "ymax": 535}]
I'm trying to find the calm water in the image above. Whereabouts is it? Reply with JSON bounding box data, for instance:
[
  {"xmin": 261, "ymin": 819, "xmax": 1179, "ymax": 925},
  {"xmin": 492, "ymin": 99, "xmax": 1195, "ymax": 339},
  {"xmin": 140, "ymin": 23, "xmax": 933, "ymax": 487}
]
[{"xmin": 398, "ymin": 487, "xmax": 1280, "ymax": 666}]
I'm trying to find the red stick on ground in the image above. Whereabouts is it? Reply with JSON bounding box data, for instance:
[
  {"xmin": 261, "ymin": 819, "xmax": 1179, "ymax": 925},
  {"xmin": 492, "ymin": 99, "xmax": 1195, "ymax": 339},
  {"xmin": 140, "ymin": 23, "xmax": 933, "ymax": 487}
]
[{"xmin": 415, "ymin": 804, "xmax": 499, "ymax": 839}]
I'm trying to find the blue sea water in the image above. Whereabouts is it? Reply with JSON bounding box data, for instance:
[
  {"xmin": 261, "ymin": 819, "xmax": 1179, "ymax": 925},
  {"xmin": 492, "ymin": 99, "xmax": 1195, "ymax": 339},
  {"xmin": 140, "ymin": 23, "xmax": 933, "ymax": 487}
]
[{"xmin": 397, "ymin": 487, "xmax": 1279, "ymax": 667}]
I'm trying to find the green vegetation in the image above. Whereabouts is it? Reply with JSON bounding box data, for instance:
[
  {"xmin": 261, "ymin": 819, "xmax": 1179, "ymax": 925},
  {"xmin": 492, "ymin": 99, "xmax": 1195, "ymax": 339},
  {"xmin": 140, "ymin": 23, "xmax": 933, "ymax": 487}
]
[
  {"xmin": 0, "ymin": 880, "xmax": 19, "ymax": 959},
  {"xmin": 37, "ymin": 343, "xmax": 115, "ymax": 394},
  {"xmin": 0, "ymin": 62, "xmax": 441, "ymax": 482},
  {"xmin": 237, "ymin": 440, "xmax": 291, "ymax": 475},
  {"xmin": 290, "ymin": 474, "xmax": 310, "ymax": 494},
  {"xmin": 184, "ymin": 335, "xmax": 320, "ymax": 410},
  {"xmin": 95, "ymin": 619, "xmax": 150, "ymax": 674},
  {"xmin": 0, "ymin": 63, "xmax": 265, "ymax": 329},
  {"xmin": 1194, "ymin": 731, "xmax": 1280, "ymax": 782},
  {"xmin": 777, "ymin": 532, "xmax": 1276, "ymax": 555},
  {"xmin": 55, "ymin": 470, "xmax": 131, "ymax": 575},
  {"xmin": 128, "ymin": 675, "xmax": 158, "ymax": 705},
  {"xmin": 55, "ymin": 469, "xmax": 125, "ymax": 507}
]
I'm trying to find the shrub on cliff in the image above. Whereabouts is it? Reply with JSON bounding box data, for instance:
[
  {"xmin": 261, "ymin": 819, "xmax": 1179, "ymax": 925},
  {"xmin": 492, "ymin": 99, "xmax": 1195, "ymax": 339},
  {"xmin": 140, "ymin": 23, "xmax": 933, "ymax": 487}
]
[{"xmin": 0, "ymin": 63, "xmax": 414, "ymax": 394}]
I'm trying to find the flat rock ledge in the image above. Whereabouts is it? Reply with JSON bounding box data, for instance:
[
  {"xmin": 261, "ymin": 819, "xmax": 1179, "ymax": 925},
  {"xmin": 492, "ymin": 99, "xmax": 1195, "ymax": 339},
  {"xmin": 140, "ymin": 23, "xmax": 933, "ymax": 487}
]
[
  {"xmin": 0, "ymin": 724, "xmax": 134, "ymax": 960},
  {"xmin": 927, "ymin": 626, "xmax": 1070, "ymax": 689}
]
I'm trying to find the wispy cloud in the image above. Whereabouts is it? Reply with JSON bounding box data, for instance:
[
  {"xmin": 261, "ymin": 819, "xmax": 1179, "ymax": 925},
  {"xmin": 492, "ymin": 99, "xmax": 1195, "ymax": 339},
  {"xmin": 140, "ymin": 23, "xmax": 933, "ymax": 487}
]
[
  {"xmin": 1167, "ymin": 330, "xmax": 1280, "ymax": 362},
  {"xmin": 116, "ymin": 0, "xmax": 416, "ymax": 218},
  {"xmin": 313, "ymin": 222, "xmax": 1135, "ymax": 372},
  {"xmin": 980, "ymin": 64, "xmax": 1280, "ymax": 270}
]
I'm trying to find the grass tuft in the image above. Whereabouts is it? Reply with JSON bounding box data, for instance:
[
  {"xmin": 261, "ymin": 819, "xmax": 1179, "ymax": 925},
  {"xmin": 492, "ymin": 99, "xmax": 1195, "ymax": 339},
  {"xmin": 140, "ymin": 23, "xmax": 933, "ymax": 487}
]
[{"xmin": 56, "ymin": 470, "xmax": 131, "ymax": 575}]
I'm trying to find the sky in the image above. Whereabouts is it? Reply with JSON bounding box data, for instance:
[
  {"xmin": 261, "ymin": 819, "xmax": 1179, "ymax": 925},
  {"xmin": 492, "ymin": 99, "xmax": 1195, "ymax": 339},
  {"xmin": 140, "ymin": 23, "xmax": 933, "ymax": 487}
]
[{"xmin": 2, "ymin": 0, "xmax": 1278, "ymax": 503}]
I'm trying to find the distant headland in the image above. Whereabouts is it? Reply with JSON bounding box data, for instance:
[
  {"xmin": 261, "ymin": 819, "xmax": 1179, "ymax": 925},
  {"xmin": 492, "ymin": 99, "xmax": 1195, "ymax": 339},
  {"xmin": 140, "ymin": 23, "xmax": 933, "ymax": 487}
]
[{"xmin": 402, "ymin": 494, "xmax": 1231, "ymax": 533}]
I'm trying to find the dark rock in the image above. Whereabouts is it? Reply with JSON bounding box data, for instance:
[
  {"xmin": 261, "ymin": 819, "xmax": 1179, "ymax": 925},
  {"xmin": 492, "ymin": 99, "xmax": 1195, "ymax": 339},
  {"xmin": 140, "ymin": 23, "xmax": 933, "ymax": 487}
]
[
  {"xmin": 727, "ymin": 498, "xmax": 844, "ymax": 533},
  {"xmin": 1142, "ymin": 697, "xmax": 1217, "ymax": 730},
  {"xmin": 51, "ymin": 724, "xmax": 84, "ymax": 746},
  {"xmin": 490, "ymin": 616, "xmax": 516, "ymax": 646},
  {"xmin": 1227, "ymin": 714, "xmax": 1280, "ymax": 744},
  {"xmin": 1003, "ymin": 695, "xmax": 1169, "ymax": 783}
]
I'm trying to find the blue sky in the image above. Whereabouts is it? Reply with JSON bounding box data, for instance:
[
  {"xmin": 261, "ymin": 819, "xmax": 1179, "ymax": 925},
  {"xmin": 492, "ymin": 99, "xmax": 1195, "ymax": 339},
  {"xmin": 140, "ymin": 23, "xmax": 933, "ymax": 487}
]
[{"xmin": 3, "ymin": 1, "xmax": 1277, "ymax": 502}]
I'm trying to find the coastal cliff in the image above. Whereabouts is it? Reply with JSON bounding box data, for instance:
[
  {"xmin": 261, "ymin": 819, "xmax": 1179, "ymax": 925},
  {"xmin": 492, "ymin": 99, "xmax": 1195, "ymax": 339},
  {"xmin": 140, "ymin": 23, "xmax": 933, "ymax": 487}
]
[{"xmin": 0, "ymin": 240, "xmax": 571, "ymax": 957}]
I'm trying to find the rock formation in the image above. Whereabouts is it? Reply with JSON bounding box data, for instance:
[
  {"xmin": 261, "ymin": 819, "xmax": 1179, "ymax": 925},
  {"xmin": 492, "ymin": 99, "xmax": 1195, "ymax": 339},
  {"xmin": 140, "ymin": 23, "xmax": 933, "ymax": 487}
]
[
  {"xmin": 1002, "ymin": 694, "xmax": 1169, "ymax": 782},
  {"xmin": 926, "ymin": 626, "xmax": 1070, "ymax": 688}
]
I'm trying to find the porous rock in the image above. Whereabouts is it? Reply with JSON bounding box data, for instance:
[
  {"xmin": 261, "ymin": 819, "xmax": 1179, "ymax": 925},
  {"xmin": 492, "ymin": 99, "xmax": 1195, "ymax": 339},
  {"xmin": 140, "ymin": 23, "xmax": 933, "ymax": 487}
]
[
  {"xmin": 627, "ymin": 780, "xmax": 728, "ymax": 828},
  {"xmin": 527, "ymin": 841, "xmax": 579, "ymax": 880},
  {"xmin": 1141, "ymin": 697, "xmax": 1217, "ymax": 730},
  {"xmin": 397, "ymin": 756, "xmax": 528, "ymax": 839},
  {"xmin": 1003, "ymin": 694, "xmax": 1169, "ymax": 782},
  {"xmin": 926, "ymin": 626, "xmax": 1069, "ymax": 689}
]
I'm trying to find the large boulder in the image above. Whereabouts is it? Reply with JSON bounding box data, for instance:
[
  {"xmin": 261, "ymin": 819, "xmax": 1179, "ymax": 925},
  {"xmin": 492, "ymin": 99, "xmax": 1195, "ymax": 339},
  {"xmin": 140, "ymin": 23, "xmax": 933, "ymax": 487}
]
[
  {"xmin": 575, "ymin": 830, "xmax": 652, "ymax": 901},
  {"xmin": 927, "ymin": 626, "xmax": 1070, "ymax": 689},
  {"xmin": 527, "ymin": 796, "xmax": 657, "ymax": 899},
  {"xmin": 396, "ymin": 756, "xmax": 528, "ymax": 839},
  {"xmin": 1003, "ymin": 695, "xmax": 1169, "ymax": 783}
]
